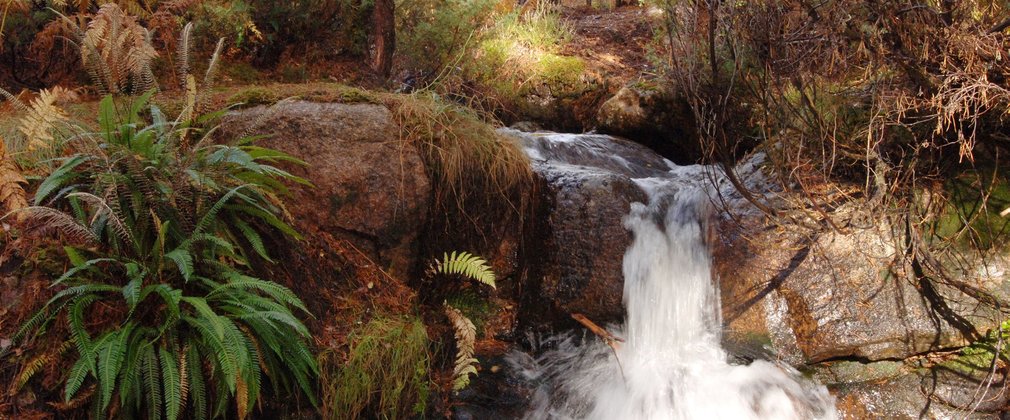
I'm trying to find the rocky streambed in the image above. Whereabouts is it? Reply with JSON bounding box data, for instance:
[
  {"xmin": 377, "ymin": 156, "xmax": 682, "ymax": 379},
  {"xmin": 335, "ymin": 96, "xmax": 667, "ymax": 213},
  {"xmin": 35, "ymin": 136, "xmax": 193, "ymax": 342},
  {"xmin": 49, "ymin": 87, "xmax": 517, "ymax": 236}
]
[{"xmin": 219, "ymin": 100, "xmax": 1010, "ymax": 419}]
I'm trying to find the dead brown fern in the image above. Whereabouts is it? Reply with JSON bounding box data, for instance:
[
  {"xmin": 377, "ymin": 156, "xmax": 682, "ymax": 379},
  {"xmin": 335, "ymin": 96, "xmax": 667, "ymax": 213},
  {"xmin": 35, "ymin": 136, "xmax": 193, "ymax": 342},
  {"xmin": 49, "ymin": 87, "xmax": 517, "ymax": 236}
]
[
  {"xmin": 0, "ymin": 136, "xmax": 27, "ymax": 218},
  {"xmin": 59, "ymin": 3, "xmax": 159, "ymax": 95},
  {"xmin": 14, "ymin": 88, "xmax": 73, "ymax": 152},
  {"xmin": 444, "ymin": 304, "xmax": 478, "ymax": 391}
]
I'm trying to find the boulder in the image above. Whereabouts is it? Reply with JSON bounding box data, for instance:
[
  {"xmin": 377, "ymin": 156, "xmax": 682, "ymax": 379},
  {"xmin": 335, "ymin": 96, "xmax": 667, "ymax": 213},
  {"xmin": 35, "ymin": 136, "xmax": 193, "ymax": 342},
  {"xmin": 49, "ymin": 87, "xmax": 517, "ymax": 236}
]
[
  {"xmin": 596, "ymin": 86, "xmax": 648, "ymax": 134},
  {"xmin": 220, "ymin": 101, "xmax": 431, "ymax": 282},
  {"xmin": 718, "ymin": 222, "xmax": 975, "ymax": 364},
  {"xmin": 595, "ymin": 85, "xmax": 699, "ymax": 164},
  {"xmin": 537, "ymin": 168, "xmax": 645, "ymax": 322},
  {"xmin": 716, "ymin": 214, "xmax": 1009, "ymax": 418},
  {"xmin": 830, "ymin": 364, "xmax": 1006, "ymax": 418}
]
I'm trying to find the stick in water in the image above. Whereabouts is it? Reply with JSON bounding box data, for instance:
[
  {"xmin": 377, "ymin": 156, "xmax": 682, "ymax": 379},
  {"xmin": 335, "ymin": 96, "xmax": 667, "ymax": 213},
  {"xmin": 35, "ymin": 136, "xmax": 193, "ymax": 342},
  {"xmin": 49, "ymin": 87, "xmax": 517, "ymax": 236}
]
[{"xmin": 571, "ymin": 313, "xmax": 627, "ymax": 382}]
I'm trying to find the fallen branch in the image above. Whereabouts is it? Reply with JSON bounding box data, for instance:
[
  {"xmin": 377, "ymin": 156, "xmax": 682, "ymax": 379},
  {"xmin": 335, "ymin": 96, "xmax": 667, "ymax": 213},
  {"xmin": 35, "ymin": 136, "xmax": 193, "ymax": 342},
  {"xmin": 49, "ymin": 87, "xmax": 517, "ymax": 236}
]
[
  {"xmin": 571, "ymin": 313, "xmax": 624, "ymax": 348},
  {"xmin": 571, "ymin": 313, "xmax": 627, "ymax": 382}
]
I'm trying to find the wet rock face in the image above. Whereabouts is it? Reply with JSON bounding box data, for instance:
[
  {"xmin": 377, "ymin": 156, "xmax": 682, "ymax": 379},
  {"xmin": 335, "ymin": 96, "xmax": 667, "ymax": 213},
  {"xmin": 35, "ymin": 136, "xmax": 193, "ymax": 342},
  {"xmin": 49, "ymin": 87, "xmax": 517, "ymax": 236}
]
[
  {"xmin": 831, "ymin": 364, "xmax": 1008, "ymax": 419},
  {"xmin": 220, "ymin": 101, "xmax": 431, "ymax": 281},
  {"xmin": 507, "ymin": 130, "xmax": 674, "ymax": 323},
  {"xmin": 537, "ymin": 168, "xmax": 644, "ymax": 322}
]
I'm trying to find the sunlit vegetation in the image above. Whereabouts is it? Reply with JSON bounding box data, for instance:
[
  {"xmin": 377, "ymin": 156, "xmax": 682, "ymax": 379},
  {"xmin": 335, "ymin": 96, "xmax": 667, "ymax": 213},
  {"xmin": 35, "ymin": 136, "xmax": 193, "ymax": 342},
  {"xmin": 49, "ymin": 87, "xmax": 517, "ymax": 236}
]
[
  {"xmin": 398, "ymin": 0, "xmax": 591, "ymax": 120},
  {"xmin": 647, "ymin": 0, "xmax": 1010, "ymax": 305}
]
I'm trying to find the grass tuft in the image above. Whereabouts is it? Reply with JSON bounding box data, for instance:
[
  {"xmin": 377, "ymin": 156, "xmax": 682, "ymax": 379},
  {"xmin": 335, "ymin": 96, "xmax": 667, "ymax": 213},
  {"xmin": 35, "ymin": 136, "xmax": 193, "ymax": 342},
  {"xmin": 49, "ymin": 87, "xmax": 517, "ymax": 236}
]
[
  {"xmin": 379, "ymin": 91, "xmax": 533, "ymax": 210},
  {"xmin": 319, "ymin": 314, "xmax": 431, "ymax": 419}
]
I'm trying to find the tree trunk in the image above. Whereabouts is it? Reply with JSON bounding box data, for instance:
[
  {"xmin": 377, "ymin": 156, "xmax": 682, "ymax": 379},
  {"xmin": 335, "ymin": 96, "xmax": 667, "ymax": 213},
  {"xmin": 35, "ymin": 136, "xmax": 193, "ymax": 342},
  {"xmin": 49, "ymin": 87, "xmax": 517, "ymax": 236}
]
[{"xmin": 371, "ymin": 0, "xmax": 395, "ymax": 78}]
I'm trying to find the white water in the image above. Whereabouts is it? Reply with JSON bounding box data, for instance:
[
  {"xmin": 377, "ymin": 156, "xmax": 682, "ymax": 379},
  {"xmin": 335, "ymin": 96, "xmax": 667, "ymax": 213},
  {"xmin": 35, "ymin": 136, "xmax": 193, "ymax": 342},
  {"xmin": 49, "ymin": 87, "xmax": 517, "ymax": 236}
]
[{"xmin": 509, "ymin": 131, "xmax": 837, "ymax": 420}]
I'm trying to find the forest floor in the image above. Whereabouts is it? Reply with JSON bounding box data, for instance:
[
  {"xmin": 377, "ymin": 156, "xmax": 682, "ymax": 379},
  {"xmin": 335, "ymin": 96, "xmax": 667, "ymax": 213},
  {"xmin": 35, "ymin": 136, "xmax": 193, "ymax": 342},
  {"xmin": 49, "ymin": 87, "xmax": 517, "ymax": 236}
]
[{"xmin": 559, "ymin": 5, "xmax": 660, "ymax": 86}]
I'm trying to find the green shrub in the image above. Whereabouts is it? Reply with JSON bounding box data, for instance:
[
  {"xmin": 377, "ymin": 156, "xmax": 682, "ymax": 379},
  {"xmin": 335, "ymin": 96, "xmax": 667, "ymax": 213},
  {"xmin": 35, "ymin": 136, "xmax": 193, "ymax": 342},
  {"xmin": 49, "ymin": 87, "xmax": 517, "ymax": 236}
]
[
  {"xmin": 13, "ymin": 92, "xmax": 317, "ymax": 419},
  {"xmin": 397, "ymin": 0, "xmax": 586, "ymax": 119},
  {"xmin": 396, "ymin": 0, "xmax": 498, "ymax": 75}
]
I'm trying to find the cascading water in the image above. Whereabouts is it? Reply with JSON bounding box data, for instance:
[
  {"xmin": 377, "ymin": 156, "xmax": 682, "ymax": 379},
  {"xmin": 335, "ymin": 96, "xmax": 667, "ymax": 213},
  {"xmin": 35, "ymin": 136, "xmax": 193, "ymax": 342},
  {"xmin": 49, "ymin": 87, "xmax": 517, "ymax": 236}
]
[{"xmin": 507, "ymin": 130, "xmax": 837, "ymax": 420}]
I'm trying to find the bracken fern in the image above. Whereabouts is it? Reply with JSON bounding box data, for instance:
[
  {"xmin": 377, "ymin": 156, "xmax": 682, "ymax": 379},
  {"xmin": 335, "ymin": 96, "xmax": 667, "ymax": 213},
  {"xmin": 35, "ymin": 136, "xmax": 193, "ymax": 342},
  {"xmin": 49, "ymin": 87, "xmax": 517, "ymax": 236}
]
[{"xmin": 57, "ymin": 3, "xmax": 159, "ymax": 95}]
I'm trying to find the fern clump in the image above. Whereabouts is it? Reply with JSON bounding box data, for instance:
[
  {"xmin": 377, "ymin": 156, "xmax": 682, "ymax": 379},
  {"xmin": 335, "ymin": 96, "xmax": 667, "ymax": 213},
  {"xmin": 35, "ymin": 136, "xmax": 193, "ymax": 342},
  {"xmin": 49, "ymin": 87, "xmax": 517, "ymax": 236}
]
[
  {"xmin": 57, "ymin": 3, "xmax": 159, "ymax": 95},
  {"xmin": 12, "ymin": 92, "xmax": 317, "ymax": 419},
  {"xmin": 430, "ymin": 250, "xmax": 496, "ymax": 392}
]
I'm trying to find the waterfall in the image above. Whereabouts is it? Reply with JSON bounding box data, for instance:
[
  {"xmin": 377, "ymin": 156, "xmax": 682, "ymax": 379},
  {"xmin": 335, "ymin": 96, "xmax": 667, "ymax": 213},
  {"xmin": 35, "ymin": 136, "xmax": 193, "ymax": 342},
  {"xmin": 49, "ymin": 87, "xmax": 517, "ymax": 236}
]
[{"xmin": 507, "ymin": 130, "xmax": 837, "ymax": 420}]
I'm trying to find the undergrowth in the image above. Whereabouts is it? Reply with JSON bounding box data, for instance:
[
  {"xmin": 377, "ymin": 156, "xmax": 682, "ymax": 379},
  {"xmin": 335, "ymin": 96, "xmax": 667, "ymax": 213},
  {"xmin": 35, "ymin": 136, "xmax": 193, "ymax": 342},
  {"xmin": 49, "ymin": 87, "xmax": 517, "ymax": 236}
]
[
  {"xmin": 6, "ymin": 92, "xmax": 318, "ymax": 419},
  {"xmin": 398, "ymin": 0, "xmax": 589, "ymax": 122},
  {"xmin": 318, "ymin": 314, "xmax": 430, "ymax": 420}
]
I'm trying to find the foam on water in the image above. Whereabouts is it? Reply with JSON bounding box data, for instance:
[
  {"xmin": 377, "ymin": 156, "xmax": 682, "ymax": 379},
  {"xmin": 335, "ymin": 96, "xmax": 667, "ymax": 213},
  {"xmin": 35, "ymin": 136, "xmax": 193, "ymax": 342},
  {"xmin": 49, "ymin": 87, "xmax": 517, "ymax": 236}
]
[{"xmin": 508, "ymin": 131, "xmax": 837, "ymax": 420}]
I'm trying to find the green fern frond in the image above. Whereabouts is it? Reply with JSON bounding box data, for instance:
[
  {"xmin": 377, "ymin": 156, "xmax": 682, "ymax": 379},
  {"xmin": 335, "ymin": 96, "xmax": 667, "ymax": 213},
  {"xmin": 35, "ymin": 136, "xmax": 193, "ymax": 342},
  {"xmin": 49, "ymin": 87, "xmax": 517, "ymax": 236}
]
[
  {"xmin": 177, "ymin": 345, "xmax": 190, "ymax": 413},
  {"xmin": 187, "ymin": 346, "xmax": 208, "ymax": 420},
  {"xmin": 165, "ymin": 248, "xmax": 194, "ymax": 282},
  {"xmin": 143, "ymin": 345, "xmax": 163, "ymax": 420},
  {"xmin": 96, "ymin": 326, "xmax": 130, "ymax": 409},
  {"xmin": 159, "ymin": 347, "xmax": 182, "ymax": 420},
  {"xmin": 69, "ymin": 294, "xmax": 100, "ymax": 361},
  {"xmin": 213, "ymin": 273, "xmax": 309, "ymax": 315},
  {"xmin": 34, "ymin": 154, "xmax": 88, "ymax": 205},
  {"xmin": 65, "ymin": 351, "xmax": 94, "ymax": 402},
  {"xmin": 434, "ymin": 251, "xmax": 496, "ymax": 289}
]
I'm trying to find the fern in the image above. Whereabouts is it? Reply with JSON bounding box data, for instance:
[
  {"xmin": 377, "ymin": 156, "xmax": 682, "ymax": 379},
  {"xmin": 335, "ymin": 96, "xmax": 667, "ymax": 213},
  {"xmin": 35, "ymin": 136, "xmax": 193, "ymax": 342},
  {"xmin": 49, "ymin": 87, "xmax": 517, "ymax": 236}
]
[
  {"xmin": 68, "ymin": 4, "xmax": 159, "ymax": 95},
  {"xmin": 144, "ymin": 346, "xmax": 163, "ymax": 420},
  {"xmin": 12, "ymin": 341, "xmax": 71, "ymax": 393},
  {"xmin": 14, "ymin": 94, "xmax": 317, "ymax": 419},
  {"xmin": 160, "ymin": 347, "xmax": 182, "ymax": 420},
  {"xmin": 433, "ymin": 251, "xmax": 496, "ymax": 289},
  {"xmin": 0, "ymin": 136, "xmax": 27, "ymax": 216},
  {"xmin": 176, "ymin": 22, "xmax": 193, "ymax": 89},
  {"xmin": 17, "ymin": 87, "xmax": 70, "ymax": 152},
  {"xmin": 197, "ymin": 37, "xmax": 226, "ymax": 113},
  {"xmin": 444, "ymin": 304, "xmax": 478, "ymax": 391}
]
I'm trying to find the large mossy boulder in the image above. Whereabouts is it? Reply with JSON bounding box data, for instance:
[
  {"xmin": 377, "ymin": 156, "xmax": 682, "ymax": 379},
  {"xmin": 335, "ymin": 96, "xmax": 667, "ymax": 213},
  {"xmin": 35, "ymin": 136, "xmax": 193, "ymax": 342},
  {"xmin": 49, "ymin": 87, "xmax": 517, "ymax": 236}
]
[{"xmin": 220, "ymin": 101, "xmax": 431, "ymax": 284}]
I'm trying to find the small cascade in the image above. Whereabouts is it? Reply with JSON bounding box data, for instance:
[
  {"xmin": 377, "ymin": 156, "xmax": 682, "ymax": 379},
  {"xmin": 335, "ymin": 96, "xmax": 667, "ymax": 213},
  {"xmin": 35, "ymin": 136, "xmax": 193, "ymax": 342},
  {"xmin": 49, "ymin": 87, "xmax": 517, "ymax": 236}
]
[{"xmin": 507, "ymin": 130, "xmax": 836, "ymax": 420}]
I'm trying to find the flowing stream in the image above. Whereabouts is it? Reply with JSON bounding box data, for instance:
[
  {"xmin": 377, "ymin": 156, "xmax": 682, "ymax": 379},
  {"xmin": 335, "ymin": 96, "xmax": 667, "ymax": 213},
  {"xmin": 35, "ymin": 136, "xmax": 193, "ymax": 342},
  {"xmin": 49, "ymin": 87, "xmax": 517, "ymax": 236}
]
[{"xmin": 507, "ymin": 130, "xmax": 837, "ymax": 420}]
